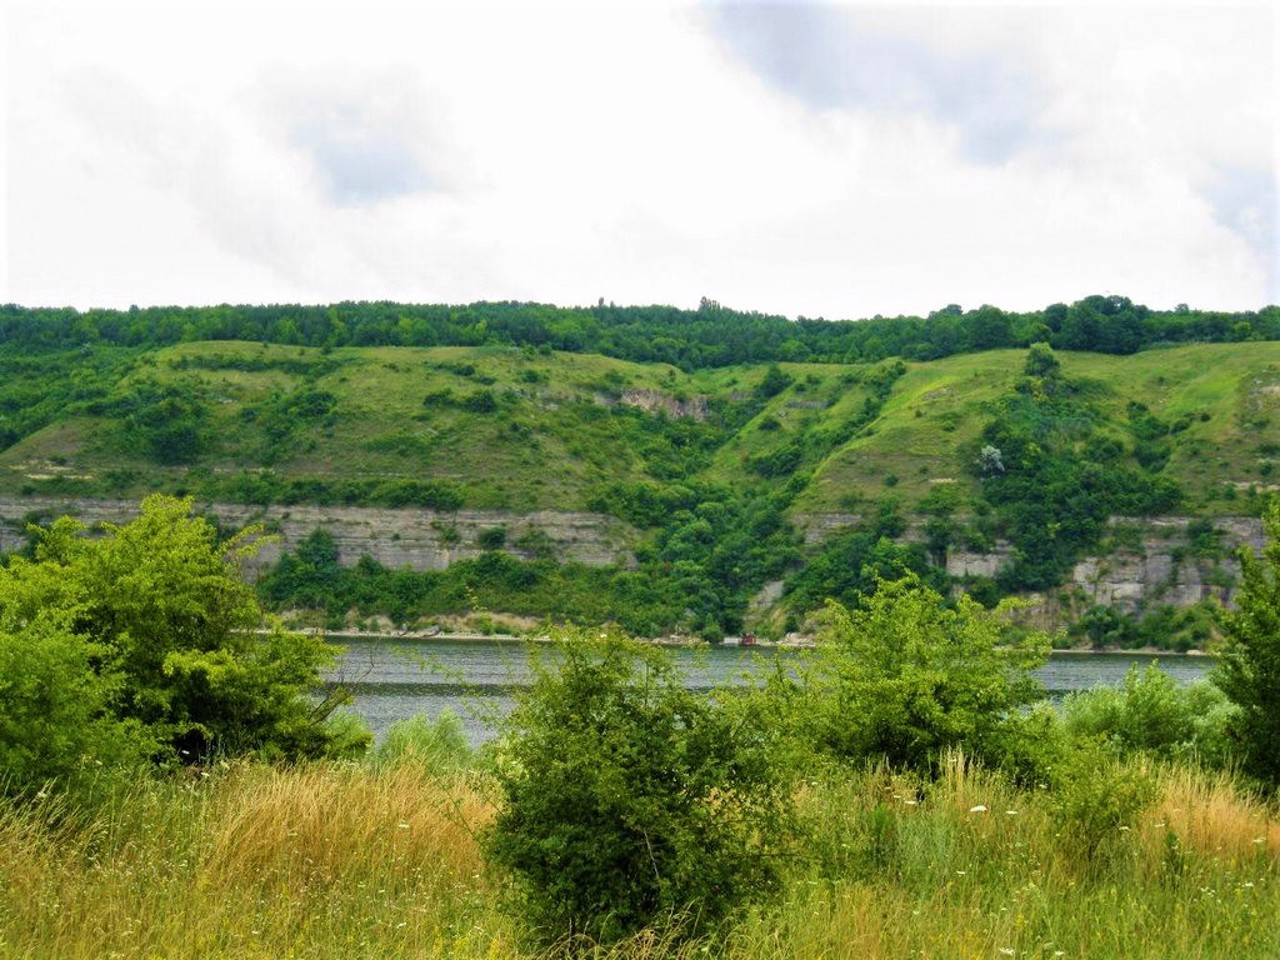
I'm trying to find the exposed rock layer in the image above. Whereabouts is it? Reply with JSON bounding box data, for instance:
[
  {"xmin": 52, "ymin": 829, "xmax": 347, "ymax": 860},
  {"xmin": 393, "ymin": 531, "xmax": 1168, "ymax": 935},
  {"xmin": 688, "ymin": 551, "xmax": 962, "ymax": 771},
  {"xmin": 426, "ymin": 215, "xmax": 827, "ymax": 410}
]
[{"xmin": 0, "ymin": 497, "xmax": 1264, "ymax": 610}]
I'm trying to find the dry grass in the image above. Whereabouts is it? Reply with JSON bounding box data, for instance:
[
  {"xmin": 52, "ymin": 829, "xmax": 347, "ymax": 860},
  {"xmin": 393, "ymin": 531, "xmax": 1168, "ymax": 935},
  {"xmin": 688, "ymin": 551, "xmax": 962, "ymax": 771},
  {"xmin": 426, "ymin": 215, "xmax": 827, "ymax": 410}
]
[
  {"xmin": 1, "ymin": 757, "xmax": 1277, "ymax": 960},
  {"xmin": 1153, "ymin": 765, "xmax": 1280, "ymax": 862},
  {"xmin": 0, "ymin": 763, "xmax": 505, "ymax": 960}
]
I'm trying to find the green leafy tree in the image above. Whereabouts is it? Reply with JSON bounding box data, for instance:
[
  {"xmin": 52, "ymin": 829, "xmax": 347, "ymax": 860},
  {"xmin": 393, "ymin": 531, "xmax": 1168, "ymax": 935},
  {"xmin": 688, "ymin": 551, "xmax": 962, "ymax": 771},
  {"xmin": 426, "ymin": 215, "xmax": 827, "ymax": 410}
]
[
  {"xmin": 0, "ymin": 495, "xmax": 364, "ymax": 769},
  {"xmin": 0, "ymin": 614, "xmax": 146, "ymax": 795},
  {"xmin": 800, "ymin": 572, "xmax": 1050, "ymax": 774},
  {"xmin": 1213, "ymin": 499, "xmax": 1280, "ymax": 785},
  {"xmin": 755, "ymin": 363, "xmax": 794, "ymax": 398},
  {"xmin": 483, "ymin": 628, "xmax": 793, "ymax": 946},
  {"xmin": 1023, "ymin": 341, "xmax": 1061, "ymax": 379}
]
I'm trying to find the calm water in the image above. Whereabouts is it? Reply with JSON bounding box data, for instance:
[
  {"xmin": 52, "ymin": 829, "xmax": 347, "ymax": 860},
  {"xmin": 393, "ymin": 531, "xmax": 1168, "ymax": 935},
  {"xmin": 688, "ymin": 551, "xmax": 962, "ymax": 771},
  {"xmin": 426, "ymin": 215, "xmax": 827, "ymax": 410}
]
[{"xmin": 328, "ymin": 639, "xmax": 1214, "ymax": 745}]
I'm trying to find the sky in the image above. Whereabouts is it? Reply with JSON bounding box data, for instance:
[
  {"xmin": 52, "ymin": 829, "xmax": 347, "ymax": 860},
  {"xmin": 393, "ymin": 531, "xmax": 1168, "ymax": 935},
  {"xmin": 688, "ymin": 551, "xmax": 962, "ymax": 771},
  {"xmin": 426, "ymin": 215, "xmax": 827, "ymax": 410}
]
[{"xmin": 3, "ymin": 0, "xmax": 1277, "ymax": 320}]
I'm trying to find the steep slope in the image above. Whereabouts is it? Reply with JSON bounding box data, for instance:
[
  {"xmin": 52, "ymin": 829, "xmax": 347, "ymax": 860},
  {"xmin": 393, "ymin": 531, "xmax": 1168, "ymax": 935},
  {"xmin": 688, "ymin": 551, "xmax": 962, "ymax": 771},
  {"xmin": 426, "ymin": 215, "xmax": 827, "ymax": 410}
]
[{"xmin": 3, "ymin": 340, "xmax": 1277, "ymax": 516}]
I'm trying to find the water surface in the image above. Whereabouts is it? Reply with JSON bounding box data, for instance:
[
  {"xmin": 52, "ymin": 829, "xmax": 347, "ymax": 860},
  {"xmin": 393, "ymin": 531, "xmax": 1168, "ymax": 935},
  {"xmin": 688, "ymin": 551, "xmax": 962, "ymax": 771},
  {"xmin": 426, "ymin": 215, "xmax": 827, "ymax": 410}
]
[{"xmin": 328, "ymin": 639, "xmax": 1213, "ymax": 745}]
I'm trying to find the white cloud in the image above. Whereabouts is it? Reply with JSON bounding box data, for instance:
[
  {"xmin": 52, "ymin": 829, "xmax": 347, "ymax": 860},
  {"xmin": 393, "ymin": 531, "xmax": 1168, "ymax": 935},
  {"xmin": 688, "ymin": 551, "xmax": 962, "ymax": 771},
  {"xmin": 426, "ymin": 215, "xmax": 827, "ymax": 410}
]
[{"xmin": 4, "ymin": 0, "xmax": 1277, "ymax": 315}]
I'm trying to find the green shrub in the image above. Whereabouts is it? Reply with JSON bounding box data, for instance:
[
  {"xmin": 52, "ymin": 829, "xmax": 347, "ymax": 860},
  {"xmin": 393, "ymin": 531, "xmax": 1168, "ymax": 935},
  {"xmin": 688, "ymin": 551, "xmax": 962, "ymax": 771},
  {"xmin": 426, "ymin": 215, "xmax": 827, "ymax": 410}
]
[
  {"xmin": 1061, "ymin": 665, "xmax": 1238, "ymax": 767},
  {"xmin": 0, "ymin": 496, "xmax": 363, "ymax": 776},
  {"xmin": 482, "ymin": 628, "xmax": 794, "ymax": 946},
  {"xmin": 798, "ymin": 572, "xmax": 1051, "ymax": 776},
  {"xmin": 0, "ymin": 615, "xmax": 147, "ymax": 796},
  {"xmin": 478, "ymin": 526, "xmax": 507, "ymax": 550},
  {"xmin": 1213, "ymin": 498, "xmax": 1280, "ymax": 785},
  {"xmin": 1051, "ymin": 740, "xmax": 1158, "ymax": 864},
  {"xmin": 367, "ymin": 711, "xmax": 472, "ymax": 773}
]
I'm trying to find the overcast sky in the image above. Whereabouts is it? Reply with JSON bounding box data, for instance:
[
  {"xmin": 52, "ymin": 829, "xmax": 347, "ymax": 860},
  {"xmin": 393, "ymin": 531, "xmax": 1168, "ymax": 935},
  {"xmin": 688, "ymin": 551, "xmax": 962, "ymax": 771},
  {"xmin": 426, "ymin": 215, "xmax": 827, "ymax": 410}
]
[{"xmin": 3, "ymin": 0, "xmax": 1277, "ymax": 319}]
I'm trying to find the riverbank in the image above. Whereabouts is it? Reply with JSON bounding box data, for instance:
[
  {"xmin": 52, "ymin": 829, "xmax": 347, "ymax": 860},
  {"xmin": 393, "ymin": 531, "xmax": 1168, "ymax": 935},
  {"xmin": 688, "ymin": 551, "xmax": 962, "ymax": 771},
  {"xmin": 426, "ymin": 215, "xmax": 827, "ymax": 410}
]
[{"xmin": 310, "ymin": 625, "xmax": 1218, "ymax": 657}]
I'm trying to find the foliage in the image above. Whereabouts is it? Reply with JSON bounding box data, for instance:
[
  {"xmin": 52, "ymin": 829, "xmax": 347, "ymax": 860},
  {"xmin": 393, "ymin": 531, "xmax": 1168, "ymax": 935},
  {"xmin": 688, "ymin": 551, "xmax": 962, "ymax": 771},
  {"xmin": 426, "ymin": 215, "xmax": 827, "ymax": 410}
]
[
  {"xmin": 1050, "ymin": 740, "xmax": 1159, "ymax": 863},
  {"xmin": 366, "ymin": 711, "xmax": 473, "ymax": 773},
  {"xmin": 0, "ymin": 615, "xmax": 146, "ymax": 795},
  {"xmin": 1061, "ymin": 665, "xmax": 1239, "ymax": 767},
  {"xmin": 259, "ymin": 533, "xmax": 683, "ymax": 635},
  {"xmin": 482, "ymin": 629, "xmax": 794, "ymax": 945},
  {"xmin": 1065, "ymin": 601, "xmax": 1223, "ymax": 652},
  {"xmin": 1213, "ymin": 498, "xmax": 1280, "ymax": 785},
  {"xmin": 978, "ymin": 352, "xmax": 1182, "ymax": 592},
  {"xmin": 1071, "ymin": 604, "xmax": 1139, "ymax": 650},
  {"xmin": 797, "ymin": 572, "xmax": 1050, "ymax": 775},
  {"xmin": 108, "ymin": 376, "xmax": 212, "ymax": 464},
  {"xmin": 3, "ymin": 297, "xmax": 1276, "ymax": 376},
  {"xmin": 1023, "ymin": 340, "xmax": 1061, "ymax": 378},
  {"xmin": 0, "ymin": 496, "xmax": 363, "ymax": 781},
  {"xmin": 755, "ymin": 363, "xmax": 794, "ymax": 398},
  {"xmin": 783, "ymin": 502, "xmax": 943, "ymax": 612}
]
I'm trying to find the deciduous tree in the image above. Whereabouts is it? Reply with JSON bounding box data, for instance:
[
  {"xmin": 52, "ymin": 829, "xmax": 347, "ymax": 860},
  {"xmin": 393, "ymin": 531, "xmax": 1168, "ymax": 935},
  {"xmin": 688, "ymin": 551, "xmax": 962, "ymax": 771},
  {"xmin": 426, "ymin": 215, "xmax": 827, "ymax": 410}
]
[
  {"xmin": 0, "ymin": 495, "xmax": 363, "ymax": 782},
  {"xmin": 1213, "ymin": 499, "xmax": 1280, "ymax": 785}
]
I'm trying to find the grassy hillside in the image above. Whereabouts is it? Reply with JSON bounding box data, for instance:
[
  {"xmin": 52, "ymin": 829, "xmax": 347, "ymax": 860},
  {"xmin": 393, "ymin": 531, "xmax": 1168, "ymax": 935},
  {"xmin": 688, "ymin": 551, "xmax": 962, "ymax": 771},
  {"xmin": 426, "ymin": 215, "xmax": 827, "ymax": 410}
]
[
  {"xmin": 797, "ymin": 344, "xmax": 1280, "ymax": 514},
  {"xmin": 3, "ymin": 339, "xmax": 1278, "ymax": 515},
  {"xmin": 3, "ymin": 339, "xmax": 1278, "ymax": 639}
]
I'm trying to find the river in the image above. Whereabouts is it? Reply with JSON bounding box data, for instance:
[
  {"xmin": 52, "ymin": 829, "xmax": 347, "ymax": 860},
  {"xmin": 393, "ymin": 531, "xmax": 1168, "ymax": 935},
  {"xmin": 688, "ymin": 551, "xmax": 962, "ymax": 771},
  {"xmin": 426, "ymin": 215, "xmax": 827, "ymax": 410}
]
[{"xmin": 327, "ymin": 638, "xmax": 1214, "ymax": 745}]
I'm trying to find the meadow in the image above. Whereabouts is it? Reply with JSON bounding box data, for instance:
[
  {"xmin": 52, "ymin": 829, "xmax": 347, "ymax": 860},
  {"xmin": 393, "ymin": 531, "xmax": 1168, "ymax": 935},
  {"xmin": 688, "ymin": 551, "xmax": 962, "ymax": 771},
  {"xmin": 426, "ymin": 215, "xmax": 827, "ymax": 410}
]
[{"xmin": 2, "ymin": 752, "xmax": 1276, "ymax": 960}]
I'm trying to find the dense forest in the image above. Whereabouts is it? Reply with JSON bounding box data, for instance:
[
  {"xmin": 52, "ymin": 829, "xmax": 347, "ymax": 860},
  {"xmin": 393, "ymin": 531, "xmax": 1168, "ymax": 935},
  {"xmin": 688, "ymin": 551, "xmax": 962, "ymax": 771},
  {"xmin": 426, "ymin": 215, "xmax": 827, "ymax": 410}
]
[{"xmin": 3, "ymin": 295, "xmax": 1277, "ymax": 366}]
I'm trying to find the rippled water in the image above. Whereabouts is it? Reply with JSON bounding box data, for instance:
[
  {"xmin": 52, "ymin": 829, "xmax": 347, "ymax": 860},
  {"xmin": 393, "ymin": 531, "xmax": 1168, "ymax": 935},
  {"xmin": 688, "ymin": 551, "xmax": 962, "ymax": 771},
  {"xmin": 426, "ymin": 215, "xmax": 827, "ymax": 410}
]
[{"xmin": 328, "ymin": 639, "xmax": 1213, "ymax": 745}]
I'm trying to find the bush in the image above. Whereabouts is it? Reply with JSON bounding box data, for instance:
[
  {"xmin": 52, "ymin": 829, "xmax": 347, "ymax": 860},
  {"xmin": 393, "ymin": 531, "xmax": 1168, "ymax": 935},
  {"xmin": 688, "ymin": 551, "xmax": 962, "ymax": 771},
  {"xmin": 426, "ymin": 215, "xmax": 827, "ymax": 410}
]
[
  {"xmin": 0, "ymin": 615, "xmax": 147, "ymax": 795},
  {"xmin": 798, "ymin": 572, "xmax": 1050, "ymax": 776},
  {"xmin": 0, "ymin": 496, "xmax": 364, "ymax": 779},
  {"xmin": 1213, "ymin": 498, "xmax": 1280, "ymax": 785},
  {"xmin": 1051, "ymin": 740, "xmax": 1158, "ymax": 864},
  {"xmin": 367, "ymin": 711, "xmax": 472, "ymax": 773},
  {"xmin": 482, "ymin": 628, "xmax": 793, "ymax": 946},
  {"xmin": 1061, "ymin": 664, "xmax": 1238, "ymax": 767}
]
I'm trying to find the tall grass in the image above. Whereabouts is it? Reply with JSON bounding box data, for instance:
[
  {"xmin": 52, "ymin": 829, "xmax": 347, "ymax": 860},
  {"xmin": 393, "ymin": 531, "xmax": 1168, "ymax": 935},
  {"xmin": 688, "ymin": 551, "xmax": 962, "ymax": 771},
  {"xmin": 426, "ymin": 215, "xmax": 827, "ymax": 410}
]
[
  {"xmin": 1, "ymin": 756, "xmax": 1276, "ymax": 959},
  {"xmin": 0, "ymin": 763, "xmax": 505, "ymax": 960}
]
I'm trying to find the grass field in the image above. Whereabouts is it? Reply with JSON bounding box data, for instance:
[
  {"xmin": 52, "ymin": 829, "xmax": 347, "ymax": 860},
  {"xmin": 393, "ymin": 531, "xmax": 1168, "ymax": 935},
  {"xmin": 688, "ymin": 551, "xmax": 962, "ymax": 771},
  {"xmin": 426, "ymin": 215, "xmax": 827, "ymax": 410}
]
[
  {"xmin": 2, "ymin": 754, "xmax": 1276, "ymax": 959},
  {"xmin": 3, "ymin": 340, "xmax": 1278, "ymax": 518}
]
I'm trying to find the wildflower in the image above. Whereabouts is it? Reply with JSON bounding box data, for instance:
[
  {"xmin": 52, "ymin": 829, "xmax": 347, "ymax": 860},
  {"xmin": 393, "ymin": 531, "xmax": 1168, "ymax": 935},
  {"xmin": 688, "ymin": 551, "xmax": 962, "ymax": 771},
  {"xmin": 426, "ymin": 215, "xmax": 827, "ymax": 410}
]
[{"xmin": 999, "ymin": 949, "xmax": 1016, "ymax": 956}]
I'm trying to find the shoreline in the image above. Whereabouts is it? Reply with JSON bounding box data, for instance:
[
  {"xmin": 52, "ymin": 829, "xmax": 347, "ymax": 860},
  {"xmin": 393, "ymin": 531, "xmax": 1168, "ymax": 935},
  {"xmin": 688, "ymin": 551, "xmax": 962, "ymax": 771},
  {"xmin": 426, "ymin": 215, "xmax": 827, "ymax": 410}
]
[{"xmin": 309, "ymin": 628, "xmax": 1215, "ymax": 657}]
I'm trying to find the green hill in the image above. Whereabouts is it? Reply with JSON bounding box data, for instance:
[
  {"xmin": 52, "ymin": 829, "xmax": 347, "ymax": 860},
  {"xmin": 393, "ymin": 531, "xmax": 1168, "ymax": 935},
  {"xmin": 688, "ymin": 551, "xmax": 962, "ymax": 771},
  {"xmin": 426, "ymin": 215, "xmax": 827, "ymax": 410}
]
[
  {"xmin": 8, "ymin": 339, "xmax": 1275, "ymax": 513},
  {"xmin": 3, "ymin": 336, "xmax": 1278, "ymax": 642}
]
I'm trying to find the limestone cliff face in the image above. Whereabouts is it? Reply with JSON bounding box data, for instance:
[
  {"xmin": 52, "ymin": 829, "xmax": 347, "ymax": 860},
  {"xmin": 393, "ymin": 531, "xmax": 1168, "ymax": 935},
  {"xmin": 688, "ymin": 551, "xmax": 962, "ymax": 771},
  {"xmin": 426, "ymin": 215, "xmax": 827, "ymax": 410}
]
[
  {"xmin": 946, "ymin": 517, "xmax": 1264, "ymax": 611},
  {"xmin": 0, "ymin": 496, "xmax": 1265, "ymax": 613},
  {"xmin": 1061, "ymin": 517, "xmax": 1264, "ymax": 611},
  {"xmin": 0, "ymin": 497, "xmax": 634, "ymax": 578},
  {"xmin": 615, "ymin": 389, "xmax": 708, "ymax": 420},
  {"xmin": 796, "ymin": 514, "xmax": 1265, "ymax": 612}
]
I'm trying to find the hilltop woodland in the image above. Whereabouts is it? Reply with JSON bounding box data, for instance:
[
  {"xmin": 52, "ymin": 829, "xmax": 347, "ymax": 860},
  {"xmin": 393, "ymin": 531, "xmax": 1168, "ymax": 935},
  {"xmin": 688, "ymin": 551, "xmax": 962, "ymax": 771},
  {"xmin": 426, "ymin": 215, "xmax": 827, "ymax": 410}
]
[
  {"xmin": 1, "ymin": 495, "xmax": 1279, "ymax": 957},
  {"xmin": 1, "ymin": 294, "xmax": 1279, "ymax": 641}
]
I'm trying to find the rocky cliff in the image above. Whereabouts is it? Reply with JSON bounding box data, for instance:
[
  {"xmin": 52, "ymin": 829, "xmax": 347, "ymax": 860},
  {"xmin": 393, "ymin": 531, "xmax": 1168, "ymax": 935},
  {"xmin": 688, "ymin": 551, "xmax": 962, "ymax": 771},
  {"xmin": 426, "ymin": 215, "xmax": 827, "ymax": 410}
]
[
  {"xmin": 796, "ymin": 513, "xmax": 1265, "ymax": 612},
  {"xmin": 0, "ymin": 497, "xmax": 634, "ymax": 577},
  {"xmin": 1, "ymin": 497, "xmax": 1265, "ymax": 612}
]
